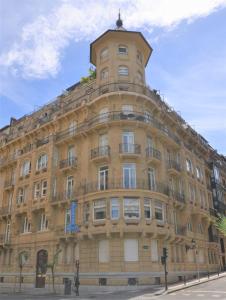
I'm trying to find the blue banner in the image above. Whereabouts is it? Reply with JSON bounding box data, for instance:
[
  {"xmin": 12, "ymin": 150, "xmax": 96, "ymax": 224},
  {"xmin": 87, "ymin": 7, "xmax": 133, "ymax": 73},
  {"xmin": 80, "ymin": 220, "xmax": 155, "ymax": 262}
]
[{"xmin": 66, "ymin": 201, "xmax": 80, "ymax": 233}]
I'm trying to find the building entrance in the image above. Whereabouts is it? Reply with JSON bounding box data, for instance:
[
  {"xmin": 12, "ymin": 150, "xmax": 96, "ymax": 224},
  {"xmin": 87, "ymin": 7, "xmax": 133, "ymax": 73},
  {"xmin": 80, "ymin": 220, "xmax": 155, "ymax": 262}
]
[{"xmin": 36, "ymin": 249, "xmax": 48, "ymax": 288}]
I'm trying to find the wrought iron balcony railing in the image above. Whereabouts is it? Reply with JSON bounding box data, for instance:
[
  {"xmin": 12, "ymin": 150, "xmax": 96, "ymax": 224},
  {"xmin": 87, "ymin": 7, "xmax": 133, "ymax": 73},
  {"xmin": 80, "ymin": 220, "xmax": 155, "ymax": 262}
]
[
  {"xmin": 90, "ymin": 146, "xmax": 110, "ymax": 159},
  {"xmin": 175, "ymin": 225, "xmax": 187, "ymax": 236},
  {"xmin": 169, "ymin": 189, "xmax": 186, "ymax": 203},
  {"xmin": 59, "ymin": 157, "xmax": 77, "ymax": 169},
  {"xmin": 167, "ymin": 159, "xmax": 182, "ymax": 172},
  {"xmin": 119, "ymin": 143, "xmax": 141, "ymax": 155},
  {"xmin": 146, "ymin": 146, "xmax": 161, "ymax": 160}
]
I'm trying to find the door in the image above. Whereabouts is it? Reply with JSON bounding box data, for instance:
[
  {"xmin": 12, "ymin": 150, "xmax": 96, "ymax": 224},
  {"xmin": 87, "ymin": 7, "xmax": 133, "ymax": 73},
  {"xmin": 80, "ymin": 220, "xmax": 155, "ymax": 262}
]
[
  {"xmin": 122, "ymin": 132, "xmax": 134, "ymax": 153},
  {"xmin": 36, "ymin": 250, "xmax": 48, "ymax": 288}
]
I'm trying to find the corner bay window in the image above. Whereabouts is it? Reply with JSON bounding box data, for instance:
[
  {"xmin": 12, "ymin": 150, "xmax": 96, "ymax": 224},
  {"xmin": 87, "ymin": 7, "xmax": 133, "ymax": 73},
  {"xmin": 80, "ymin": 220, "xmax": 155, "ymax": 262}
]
[
  {"xmin": 111, "ymin": 198, "xmax": 120, "ymax": 220},
  {"xmin": 93, "ymin": 199, "xmax": 106, "ymax": 220},
  {"xmin": 123, "ymin": 163, "xmax": 136, "ymax": 188},
  {"xmin": 124, "ymin": 198, "xmax": 140, "ymax": 219},
  {"xmin": 154, "ymin": 201, "xmax": 164, "ymax": 222},
  {"xmin": 144, "ymin": 198, "xmax": 152, "ymax": 219}
]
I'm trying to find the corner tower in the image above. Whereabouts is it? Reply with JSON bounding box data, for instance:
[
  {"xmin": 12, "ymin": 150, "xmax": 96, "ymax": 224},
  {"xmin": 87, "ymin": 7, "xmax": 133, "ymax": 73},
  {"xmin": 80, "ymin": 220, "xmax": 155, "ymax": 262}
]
[{"xmin": 90, "ymin": 14, "xmax": 153, "ymax": 86}]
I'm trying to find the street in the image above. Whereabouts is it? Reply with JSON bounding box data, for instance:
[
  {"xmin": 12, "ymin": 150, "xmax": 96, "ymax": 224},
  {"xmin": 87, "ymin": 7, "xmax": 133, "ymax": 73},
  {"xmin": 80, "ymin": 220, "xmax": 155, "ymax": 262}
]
[{"xmin": 0, "ymin": 277, "xmax": 225, "ymax": 300}]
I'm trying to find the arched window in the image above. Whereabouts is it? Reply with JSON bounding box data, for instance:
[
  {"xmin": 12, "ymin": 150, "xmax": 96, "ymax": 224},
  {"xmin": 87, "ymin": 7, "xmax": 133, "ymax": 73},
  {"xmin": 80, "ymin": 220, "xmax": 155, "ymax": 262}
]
[
  {"xmin": 100, "ymin": 68, "xmax": 109, "ymax": 80},
  {"xmin": 118, "ymin": 65, "xmax": 129, "ymax": 76},
  {"xmin": 137, "ymin": 71, "xmax": 143, "ymax": 82},
  {"xmin": 118, "ymin": 45, "xmax": 128, "ymax": 55},
  {"xmin": 36, "ymin": 153, "xmax": 48, "ymax": 171},
  {"xmin": 100, "ymin": 48, "xmax": 109, "ymax": 60},
  {"xmin": 20, "ymin": 160, "xmax": 31, "ymax": 176}
]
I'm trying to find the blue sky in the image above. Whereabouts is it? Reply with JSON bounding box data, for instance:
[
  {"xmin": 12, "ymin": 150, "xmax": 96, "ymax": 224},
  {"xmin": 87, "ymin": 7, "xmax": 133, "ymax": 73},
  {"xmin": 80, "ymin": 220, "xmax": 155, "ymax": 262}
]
[{"xmin": 0, "ymin": 0, "xmax": 226, "ymax": 154}]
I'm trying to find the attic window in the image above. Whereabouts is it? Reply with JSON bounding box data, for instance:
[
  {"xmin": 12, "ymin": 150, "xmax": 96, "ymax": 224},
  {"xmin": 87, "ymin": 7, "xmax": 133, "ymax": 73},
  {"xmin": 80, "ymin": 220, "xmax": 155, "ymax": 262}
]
[{"xmin": 118, "ymin": 45, "xmax": 128, "ymax": 55}]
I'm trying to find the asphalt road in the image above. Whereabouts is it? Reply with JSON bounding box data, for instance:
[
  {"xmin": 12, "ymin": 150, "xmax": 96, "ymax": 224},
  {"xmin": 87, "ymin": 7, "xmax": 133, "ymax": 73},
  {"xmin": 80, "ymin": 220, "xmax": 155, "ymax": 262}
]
[{"xmin": 0, "ymin": 277, "xmax": 225, "ymax": 300}]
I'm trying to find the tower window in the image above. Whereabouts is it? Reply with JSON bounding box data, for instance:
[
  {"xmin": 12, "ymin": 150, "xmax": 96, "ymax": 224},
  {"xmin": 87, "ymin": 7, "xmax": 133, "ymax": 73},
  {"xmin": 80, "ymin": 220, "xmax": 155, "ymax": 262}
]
[
  {"xmin": 100, "ymin": 68, "xmax": 109, "ymax": 80},
  {"xmin": 118, "ymin": 66, "xmax": 129, "ymax": 76},
  {"xmin": 118, "ymin": 45, "xmax": 128, "ymax": 55},
  {"xmin": 100, "ymin": 48, "xmax": 109, "ymax": 60}
]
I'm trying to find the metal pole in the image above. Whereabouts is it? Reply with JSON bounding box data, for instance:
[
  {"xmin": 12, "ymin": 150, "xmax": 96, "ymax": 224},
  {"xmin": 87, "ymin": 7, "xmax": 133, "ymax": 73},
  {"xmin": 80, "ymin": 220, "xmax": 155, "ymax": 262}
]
[{"xmin": 164, "ymin": 260, "xmax": 168, "ymax": 291}]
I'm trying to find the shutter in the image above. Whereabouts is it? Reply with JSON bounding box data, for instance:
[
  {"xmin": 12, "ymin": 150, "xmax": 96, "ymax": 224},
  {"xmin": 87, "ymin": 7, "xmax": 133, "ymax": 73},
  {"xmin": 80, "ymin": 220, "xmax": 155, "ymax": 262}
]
[
  {"xmin": 151, "ymin": 239, "xmax": 158, "ymax": 262},
  {"xmin": 124, "ymin": 239, "xmax": 138, "ymax": 262},
  {"xmin": 99, "ymin": 240, "xmax": 109, "ymax": 263}
]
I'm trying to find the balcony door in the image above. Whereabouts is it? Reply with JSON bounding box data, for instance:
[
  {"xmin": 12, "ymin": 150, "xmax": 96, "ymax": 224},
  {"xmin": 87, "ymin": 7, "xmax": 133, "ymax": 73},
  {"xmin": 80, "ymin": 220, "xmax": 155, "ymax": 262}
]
[{"xmin": 122, "ymin": 132, "xmax": 134, "ymax": 153}]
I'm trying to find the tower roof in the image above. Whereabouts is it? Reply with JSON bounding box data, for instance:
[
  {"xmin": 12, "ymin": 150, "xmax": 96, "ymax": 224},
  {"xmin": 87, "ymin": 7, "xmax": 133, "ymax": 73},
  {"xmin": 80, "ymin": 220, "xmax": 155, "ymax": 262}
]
[{"xmin": 115, "ymin": 10, "xmax": 126, "ymax": 31}]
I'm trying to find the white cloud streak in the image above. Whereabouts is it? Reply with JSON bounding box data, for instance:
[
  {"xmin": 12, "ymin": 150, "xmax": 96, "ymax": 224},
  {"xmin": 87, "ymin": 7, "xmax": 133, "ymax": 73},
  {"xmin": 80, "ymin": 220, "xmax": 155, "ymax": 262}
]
[{"xmin": 1, "ymin": 0, "xmax": 226, "ymax": 78}]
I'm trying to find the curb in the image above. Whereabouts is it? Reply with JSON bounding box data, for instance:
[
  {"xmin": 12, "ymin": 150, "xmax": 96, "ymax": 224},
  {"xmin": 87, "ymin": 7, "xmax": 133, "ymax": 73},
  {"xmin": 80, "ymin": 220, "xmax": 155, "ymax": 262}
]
[{"xmin": 166, "ymin": 273, "xmax": 226, "ymax": 294}]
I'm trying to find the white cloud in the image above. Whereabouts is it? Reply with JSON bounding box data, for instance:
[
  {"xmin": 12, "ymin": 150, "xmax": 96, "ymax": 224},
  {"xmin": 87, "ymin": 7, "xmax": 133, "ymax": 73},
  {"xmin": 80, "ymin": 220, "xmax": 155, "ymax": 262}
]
[{"xmin": 1, "ymin": 0, "xmax": 226, "ymax": 78}]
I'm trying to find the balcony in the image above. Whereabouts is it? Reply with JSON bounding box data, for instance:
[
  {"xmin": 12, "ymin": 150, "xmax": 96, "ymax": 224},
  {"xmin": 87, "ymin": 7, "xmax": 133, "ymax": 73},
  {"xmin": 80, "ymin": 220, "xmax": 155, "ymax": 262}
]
[
  {"xmin": 167, "ymin": 160, "xmax": 182, "ymax": 175},
  {"xmin": 0, "ymin": 154, "xmax": 17, "ymax": 168},
  {"xmin": 119, "ymin": 143, "xmax": 141, "ymax": 158},
  {"xmin": 81, "ymin": 179, "xmax": 169, "ymax": 197},
  {"xmin": 0, "ymin": 206, "xmax": 12, "ymax": 217},
  {"xmin": 175, "ymin": 225, "xmax": 187, "ymax": 236},
  {"xmin": 146, "ymin": 146, "xmax": 161, "ymax": 163},
  {"xmin": 4, "ymin": 179, "xmax": 15, "ymax": 190},
  {"xmin": 169, "ymin": 189, "xmax": 186, "ymax": 204},
  {"xmin": 59, "ymin": 157, "xmax": 77, "ymax": 170},
  {"xmin": 36, "ymin": 137, "xmax": 49, "ymax": 148},
  {"xmin": 90, "ymin": 146, "xmax": 110, "ymax": 162},
  {"xmin": 51, "ymin": 191, "xmax": 76, "ymax": 205}
]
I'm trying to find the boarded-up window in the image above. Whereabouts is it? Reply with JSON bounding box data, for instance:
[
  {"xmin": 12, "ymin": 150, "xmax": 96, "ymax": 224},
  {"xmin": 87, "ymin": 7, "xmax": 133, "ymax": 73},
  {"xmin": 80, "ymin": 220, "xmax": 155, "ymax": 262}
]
[
  {"xmin": 124, "ymin": 239, "xmax": 138, "ymax": 262},
  {"xmin": 99, "ymin": 240, "xmax": 109, "ymax": 263},
  {"xmin": 151, "ymin": 240, "xmax": 158, "ymax": 262}
]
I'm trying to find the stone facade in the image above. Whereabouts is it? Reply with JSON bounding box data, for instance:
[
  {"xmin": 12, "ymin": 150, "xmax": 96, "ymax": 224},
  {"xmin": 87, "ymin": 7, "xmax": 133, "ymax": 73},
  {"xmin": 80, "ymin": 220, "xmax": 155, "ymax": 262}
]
[{"xmin": 0, "ymin": 20, "xmax": 226, "ymax": 287}]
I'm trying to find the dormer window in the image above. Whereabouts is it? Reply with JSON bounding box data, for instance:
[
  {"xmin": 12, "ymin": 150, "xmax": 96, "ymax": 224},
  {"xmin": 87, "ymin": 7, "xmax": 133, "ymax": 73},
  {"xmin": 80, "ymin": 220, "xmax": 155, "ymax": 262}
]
[
  {"xmin": 100, "ymin": 48, "xmax": 109, "ymax": 60},
  {"xmin": 118, "ymin": 45, "xmax": 128, "ymax": 55},
  {"xmin": 118, "ymin": 66, "xmax": 129, "ymax": 76},
  {"xmin": 100, "ymin": 68, "xmax": 109, "ymax": 80}
]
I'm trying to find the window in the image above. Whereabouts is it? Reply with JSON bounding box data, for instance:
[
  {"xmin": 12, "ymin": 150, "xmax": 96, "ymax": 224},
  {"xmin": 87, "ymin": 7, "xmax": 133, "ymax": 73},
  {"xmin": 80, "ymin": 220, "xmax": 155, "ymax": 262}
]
[
  {"xmin": 123, "ymin": 163, "xmax": 136, "ymax": 188},
  {"xmin": 148, "ymin": 168, "xmax": 156, "ymax": 190},
  {"xmin": 154, "ymin": 201, "xmax": 164, "ymax": 222},
  {"xmin": 34, "ymin": 182, "xmax": 40, "ymax": 199},
  {"xmin": 83, "ymin": 203, "xmax": 90, "ymax": 222},
  {"xmin": 118, "ymin": 45, "xmax": 128, "ymax": 55},
  {"xmin": 189, "ymin": 183, "xmax": 196, "ymax": 202},
  {"xmin": 22, "ymin": 216, "xmax": 31, "ymax": 233},
  {"xmin": 99, "ymin": 134, "xmax": 108, "ymax": 155},
  {"xmin": 17, "ymin": 187, "xmax": 25, "ymax": 204},
  {"xmin": 39, "ymin": 213, "xmax": 48, "ymax": 231},
  {"xmin": 124, "ymin": 239, "xmax": 138, "ymax": 261},
  {"xmin": 213, "ymin": 165, "xmax": 221, "ymax": 182},
  {"xmin": 137, "ymin": 71, "xmax": 142, "ymax": 82},
  {"xmin": 122, "ymin": 132, "xmax": 134, "ymax": 153},
  {"xmin": 5, "ymin": 220, "xmax": 11, "ymax": 243},
  {"xmin": 124, "ymin": 198, "xmax": 140, "ymax": 219},
  {"xmin": 66, "ymin": 176, "xmax": 74, "ymax": 198},
  {"xmin": 100, "ymin": 48, "xmax": 109, "ymax": 60},
  {"xmin": 65, "ymin": 208, "xmax": 71, "ymax": 232},
  {"xmin": 111, "ymin": 198, "xmax": 120, "ymax": 220},
  {"xmin": 186, "ymin": 158, "xmax": 193, "ymax": 173},
  {"xmin": 67, "ymin": 145, "xmax": 75, "ymax": 164},
  {"xmin": 144, "ymin": 198, "xmax": 152, "ymax": 219},
  {"xmin": 41, "ymin": 180, "xmax": 48, "ymax": 197},
  {"xmin": 100, "ymin": 68, "xmax": 109, "ymax": 80},
  {"xmin": 144, "ymin": 111, "xmax": 153, "ymax": 123},
  {"xmin": 93, "ymin": 199, "xmax": 106, "ymax": 220},
  {"xmin": 196, "ymin": 166, "xmax": 201, "ymax": 179},
  {"xmin": 99, "ymin": 107, "xmax": 109, "ymax": 122},
  {"xmin": 36, "ymin": 153, "xmax": 48, "ymax": 171},
  {"xmin": 68, "ymin": 121, "xmax": 77, "ymax": 136},
  {"xmin": 137, "ymin": 50, "xmax": 142, "ymax": 63},
  {"xmin": 99, "ymin": 240, "xmax": 109, "ymax": 263},
  {"xmin": 151, "ymin": 240, "xmax": 158, "ymax": 262},
  {"xmin": 118, "ymin": 66, "xmax": 129, "ymax": 76},
  {"xmin": 98, "ymin": 166, "xmax": 108, "ymax": 190},
  {"xmin": 197, "ymin": 223, "xmax": 203, "ymax": 234},
  {"xmin": 20, "ymin": 160, "xmax": 31, "ymax": 176},
  {"xmin": 187, "ymin": 222, "xmax": 193, "ymax": 231},
  {"xmin": 52, "ymin": 177, "xmax": 57, "ymax": 197},
  {"xmin": 122, "ymin": 105, "xmax": 133, "ymax": 115}
]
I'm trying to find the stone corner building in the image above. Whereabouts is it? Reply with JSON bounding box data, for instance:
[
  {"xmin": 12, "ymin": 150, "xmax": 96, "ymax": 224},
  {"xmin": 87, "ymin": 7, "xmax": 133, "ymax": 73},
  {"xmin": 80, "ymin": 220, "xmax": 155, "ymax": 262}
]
[{"xmin": 0, "ymin": 16, "xmax": 226, "ymax": 287}]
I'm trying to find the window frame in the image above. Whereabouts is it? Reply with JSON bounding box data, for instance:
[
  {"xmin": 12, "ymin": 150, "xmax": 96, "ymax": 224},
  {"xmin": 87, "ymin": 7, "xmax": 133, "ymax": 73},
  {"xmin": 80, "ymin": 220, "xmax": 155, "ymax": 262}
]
[
  {"xmin": 118, "ymin": 65, "xmax": 129, "ymax": 76},
  {"xmin": 123, "ymin": 197, "xmax": 140, "ymax": 219},
  {"xmin": 123, "ymin": 163, "xmax": 136, "ymax": 188},
  {"xmin": 93, "ymin": 199, "xmax": 106, "ymax": 221},
  {"xmin": 118, "ymin": 45, "xmax": 128, "ymax": 55},
  {"xmin": 111, "ymin": 198, "xmax": 120, "ymax": 220}
]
